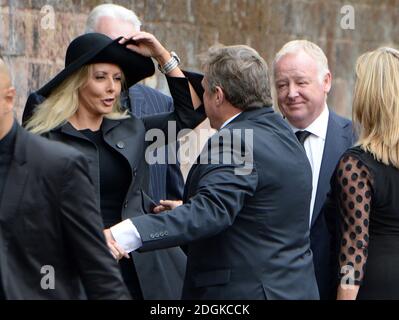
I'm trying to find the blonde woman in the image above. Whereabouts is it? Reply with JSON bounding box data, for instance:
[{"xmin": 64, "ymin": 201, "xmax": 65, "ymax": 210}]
[
  {"xmin": 25, "ymin": 32, "xmax": 204, "ymax": 300},
  {"xmin": 327, "ymin": 47, "xmax": 399, "ymax": 300}
]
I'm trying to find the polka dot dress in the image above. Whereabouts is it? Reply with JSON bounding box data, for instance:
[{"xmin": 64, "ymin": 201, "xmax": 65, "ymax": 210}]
[{"xmin": 336, "ymin": 154, "xmax": 372, "ymax": 285}]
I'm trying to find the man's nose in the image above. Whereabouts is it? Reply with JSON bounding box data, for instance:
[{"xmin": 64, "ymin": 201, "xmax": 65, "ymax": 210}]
[{"xmin": 287, "ymin": 84, "xmax": 299, "ymax": 99}]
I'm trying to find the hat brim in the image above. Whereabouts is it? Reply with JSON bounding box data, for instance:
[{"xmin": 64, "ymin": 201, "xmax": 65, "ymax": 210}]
[{"xmin": 37, "ymin": 37, "xmax": 155, "ymax": 98}]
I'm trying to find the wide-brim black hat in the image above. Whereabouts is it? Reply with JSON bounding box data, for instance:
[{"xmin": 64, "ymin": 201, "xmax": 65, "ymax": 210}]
[{"xmin": 36, "ymin": 32, "xmax": 155, "ymax": 98}]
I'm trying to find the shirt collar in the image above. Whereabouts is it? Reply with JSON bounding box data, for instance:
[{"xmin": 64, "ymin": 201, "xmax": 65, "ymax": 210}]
[
  {"xmin": 291, "ymin": 105, "xmax": 329, "ymax": 140},
  {"xmin": 220, "ymin": 112, "xmax": 242, "ymax": 130},
  {"xmin": 0, "ymin": 119, "xmax": 17, "ymax": 154}
]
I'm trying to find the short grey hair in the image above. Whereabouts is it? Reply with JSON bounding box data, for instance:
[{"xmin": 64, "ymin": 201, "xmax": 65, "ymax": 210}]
[
  {"xmin": 202, "ymin": 45, "xmax": 273, "ymax": 110},
  {"xmin": 85, "ymin": 4, "xmax": 142, "ymax": 33},
  {"xmin": 273, "ymin": 40, "xmax": 330, "ymax": 83}
]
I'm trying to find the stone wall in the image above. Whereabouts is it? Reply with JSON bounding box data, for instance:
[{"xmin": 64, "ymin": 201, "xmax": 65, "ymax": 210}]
[{"xmin": 1, "ymin": 0, "xmax": 398, "ymax": 121}]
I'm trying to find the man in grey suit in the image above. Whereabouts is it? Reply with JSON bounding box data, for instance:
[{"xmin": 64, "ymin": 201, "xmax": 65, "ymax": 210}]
[
  {"xmin": 109, "ymin": 45, "xmax": 319, "ymax": 300},
  {"xmin": 273, "ymin": 40, "xmax": 355, "ymax": 300}
]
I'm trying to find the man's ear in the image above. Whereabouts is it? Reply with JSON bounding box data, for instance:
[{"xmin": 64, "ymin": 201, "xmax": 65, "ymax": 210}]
[
  {"xmin": 215, "ymin": 86, "xmax": 224, "ymax": 106},
  {"xmin": 323, "ymin": 72, "xmax": 332, "ymax": 94},
  {"xmin": 5, "ymin": 87, "xmax": 16, "ymax": 109}
]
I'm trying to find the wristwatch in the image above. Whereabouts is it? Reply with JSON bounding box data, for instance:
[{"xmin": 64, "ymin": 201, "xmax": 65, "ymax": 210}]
[{"xmin": 158, "ymin": 51, "xmax": 181, "ymax": 74}]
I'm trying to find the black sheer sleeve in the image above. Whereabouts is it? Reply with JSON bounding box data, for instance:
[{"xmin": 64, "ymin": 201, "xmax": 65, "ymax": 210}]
[{"xmin": 335, "ymin": 154, "xmax": 373, "ymax": 285}]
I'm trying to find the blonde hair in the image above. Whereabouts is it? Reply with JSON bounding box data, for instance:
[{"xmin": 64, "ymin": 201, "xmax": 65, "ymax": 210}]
[
  {"xmin": 26, "ymin": 64, "xmax": 129, "ymax": 134},
  {"xmin": 273, "ymin": 40, "xmax": 330, "ymax": 83},
  {"xmin": 353, "ymin": 47, "xmax": 399, "ymax": 168}
]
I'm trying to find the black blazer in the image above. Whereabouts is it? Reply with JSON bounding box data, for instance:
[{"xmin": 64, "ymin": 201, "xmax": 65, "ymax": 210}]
[
  {"xmin": 133, "ymin": 107, "xmax": 319, "ymax": 300},
  {"xmin": 0, "ymin": 124, "xmax": 129, "ymax": 299},
  {"xmin": 41, "ymin": 76, "xmax": 205, "ymax": 299}
]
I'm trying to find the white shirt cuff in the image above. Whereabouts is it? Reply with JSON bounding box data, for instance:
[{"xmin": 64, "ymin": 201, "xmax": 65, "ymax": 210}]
[{"xmin": 110, "ymin": 219, "xmax": 143, "ymax": 253}]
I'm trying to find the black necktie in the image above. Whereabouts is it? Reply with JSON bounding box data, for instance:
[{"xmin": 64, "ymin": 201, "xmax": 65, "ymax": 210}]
[{"xmin": 295, "ymin": 130, "xmax": 311, "ymax": 146}]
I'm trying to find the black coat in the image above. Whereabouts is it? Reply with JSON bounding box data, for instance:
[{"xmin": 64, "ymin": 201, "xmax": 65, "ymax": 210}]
[
  {"xmin": 42, "ymin": 76, "xmax": 206, "ymax": 299},
  {"xmin": 0, "ymin": 124, "xmax": 129, "ymax": 299}
]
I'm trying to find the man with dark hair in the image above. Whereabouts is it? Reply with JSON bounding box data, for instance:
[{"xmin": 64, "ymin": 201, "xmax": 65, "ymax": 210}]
[
  {"xmin": 0, "ymin": 56, "xmax": 129, "ymax": 300},
  {"xmin": 108, "ymin": 45, "xmax": 319, "ymax": 300}
]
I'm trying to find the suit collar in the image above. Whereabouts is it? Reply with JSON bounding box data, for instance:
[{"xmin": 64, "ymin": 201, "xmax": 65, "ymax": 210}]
[
  {"xmin": 56, "ymin": 118, "xmax": 122, "ymax": 139},
  {"xmin": 55, "ymin": 121, "xmax": 86, "ymax": 140},
  {"xmin": 223, "ymin": 106, "xmax": 274, "ymax": 128},
  {"xmin": 219, "ymin": 112, "xmax": 242, "ymax": 130},
  {"xmin": 311, "ymin": 111, "xmax": 351, "ymax": 226},
  {"xmin": 101, "ymin": 118, "xmax": 122, "ymax": 134}
]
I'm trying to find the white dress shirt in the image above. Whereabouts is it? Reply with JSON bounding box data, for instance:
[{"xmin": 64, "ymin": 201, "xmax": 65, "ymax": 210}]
[
  {"xmin": 290, "ymin": 106, "xmax": 329, "ymax": 226},
  {"xmin": 111, "ymin": 113, "xmax": 243, "ymax": 252}
]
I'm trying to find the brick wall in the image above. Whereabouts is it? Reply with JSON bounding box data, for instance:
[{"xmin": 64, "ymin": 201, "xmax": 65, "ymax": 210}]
[{"xmin": 1, "ymin": 0, "xmax": 398, "ymax": 121}]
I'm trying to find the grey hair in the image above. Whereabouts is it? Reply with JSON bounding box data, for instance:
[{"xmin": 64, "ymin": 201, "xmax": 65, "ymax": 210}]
[
  {"xmin": 85, "ymin": 4, "xmax": 142, "ymax": 33},
  {"xmin": 273, "ymin": 40, "xmax": 330, "ymax": 83},
  {"xmin": 202, "ymin": 45, "xmax": 273, "ymax": 110}
]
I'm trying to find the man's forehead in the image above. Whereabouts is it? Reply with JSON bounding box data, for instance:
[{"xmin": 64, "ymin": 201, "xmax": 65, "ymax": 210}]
[
  {"xmin": 274, "ymin": 66, "xmax": 309, "ymax": 79},
  {"xmin": 274, "ymin": 52, "xmax": 318, "ymax": 77},
  {"xmin": 276, "ymin": 50, "xmax": 316, "ymax": 68},
  {"xmin": 96, "ymin": 16, "xmax": 136, "ymax": 39}
]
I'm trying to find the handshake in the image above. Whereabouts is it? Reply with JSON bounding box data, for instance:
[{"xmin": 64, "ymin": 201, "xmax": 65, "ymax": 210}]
[{"xmin": 103, "ymin": 199, "xmax": 183, "ymax": 260}]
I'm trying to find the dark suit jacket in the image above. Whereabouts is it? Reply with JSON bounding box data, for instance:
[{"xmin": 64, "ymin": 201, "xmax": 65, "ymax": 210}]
[
  {"xmin": 309, "ymin": 111, "xmax": 355, "ymax": 300},
  {"xmin": 38, "ymin": 77, "xmax": 205, "ymax": 300},
  {"xmin": 0, "ymin": 123, "xmax": 129, "ymax": 300},
  {"xmin": 127, "ymin": 84, "xmax": 184, "ymax": 202},
  {"xmin": 132, "ymin": 107, "xmax": 319, "ymax": 300}
]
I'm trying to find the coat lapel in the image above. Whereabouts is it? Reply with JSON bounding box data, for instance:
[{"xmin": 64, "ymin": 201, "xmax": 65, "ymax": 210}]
[
  {"xmin": 0, "ymin": 126, "xmax": 29, "ymax": 225},
  {"xmin": 102, "ymin": 118, "xmax": 140, "ymax": 170},
  {"xmin": 311, "ymin": 113, "xmax": 350, "ymax": 227}
]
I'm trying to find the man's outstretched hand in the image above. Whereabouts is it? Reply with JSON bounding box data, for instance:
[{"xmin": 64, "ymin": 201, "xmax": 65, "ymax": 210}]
[
  {"xmin": 153, "ymin": 200, "xmax": 183, "ymax": 214},
  {"xmin": 104, "ymin": 229, "xmax": 130, "ymax": 261}
]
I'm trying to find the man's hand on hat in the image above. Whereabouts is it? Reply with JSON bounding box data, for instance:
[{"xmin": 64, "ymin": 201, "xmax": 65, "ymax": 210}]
[{"xmin": 120, "ymin": 31, "xmax": 172, "ymax": 67}]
